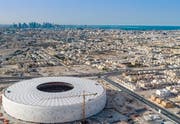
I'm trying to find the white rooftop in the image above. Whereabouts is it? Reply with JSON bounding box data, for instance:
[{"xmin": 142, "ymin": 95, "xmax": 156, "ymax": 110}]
[{"xmin": 4, "ymin": 77, "xmax": 105, "ymax": 106}]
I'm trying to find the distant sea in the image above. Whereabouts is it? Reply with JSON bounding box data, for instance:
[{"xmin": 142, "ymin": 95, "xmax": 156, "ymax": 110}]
[
  {"xmin": 1, "ymin": 24, "xmax": 180, "ymax": 31},
  {"xmin": 61, "ymin": 25, "xmax": 180, "ymax": 31}
]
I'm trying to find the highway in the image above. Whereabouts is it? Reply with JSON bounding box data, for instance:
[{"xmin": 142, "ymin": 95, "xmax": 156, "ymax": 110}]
[
  {"xmin": 0, "ymin": 66, "xmax": 179, "ymax": 80},
  {"xmin": 0, "ymin": 66, "xmax": 179, "ymax": 123},
  {"xmin": 102, "ymin": 76, "xmax": 180, "ymax": 124}
]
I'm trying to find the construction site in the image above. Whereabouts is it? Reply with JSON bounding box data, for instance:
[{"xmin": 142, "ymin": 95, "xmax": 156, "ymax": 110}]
[{"xmin": 0, "ymin": 77, "xmax": 175, "ymax": 124}]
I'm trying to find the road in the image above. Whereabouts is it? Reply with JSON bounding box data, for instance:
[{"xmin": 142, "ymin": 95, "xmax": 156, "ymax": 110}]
[
  {"xmin": 102, "ymin": 76, "xmax": 180, "ymax": 124},
  {"xmin": 0, "ymin": 66, "xmax": 179, "ymax": 80},
  {"xmin": 0, "ymin": 66, "xmax": 179, "ymax": 123}
]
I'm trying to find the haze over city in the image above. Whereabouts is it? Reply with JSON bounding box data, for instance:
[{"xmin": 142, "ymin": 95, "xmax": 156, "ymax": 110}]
[
  {"xmin": 0, "ymin": 0, "xmax": 180, "ymax": 124},
  {"xmin": 0, "ymin": 0, "xmax": 180, "ymax": 25}
]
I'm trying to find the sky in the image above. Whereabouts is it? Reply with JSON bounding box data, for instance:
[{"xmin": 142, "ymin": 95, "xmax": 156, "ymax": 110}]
[{"xmin": 0, "ymin": 0, "xmax": 180, "ymax": 25}]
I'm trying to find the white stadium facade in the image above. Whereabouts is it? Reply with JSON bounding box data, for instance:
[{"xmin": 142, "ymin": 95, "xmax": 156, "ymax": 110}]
[{"xmin": 2, "ymin": 77, "xmax": 106, "ymax": 123}]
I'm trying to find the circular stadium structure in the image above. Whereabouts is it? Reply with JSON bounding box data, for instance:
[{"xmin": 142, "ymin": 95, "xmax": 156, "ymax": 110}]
[{"xmin": 2, "ymin": 77, "xmax": 106, "ymax": 123}]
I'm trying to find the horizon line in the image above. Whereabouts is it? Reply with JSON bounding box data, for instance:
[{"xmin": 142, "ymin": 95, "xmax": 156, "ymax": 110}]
[{"xmin": 0, "ymin": 23, "xmax": 180, "ymax": 27}]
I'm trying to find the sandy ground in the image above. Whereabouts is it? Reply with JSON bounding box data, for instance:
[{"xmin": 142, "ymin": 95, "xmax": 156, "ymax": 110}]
[
  {"xmin": 38, "ymin": 65, "xmax": 102, "ymax": 76},
  {"xmin": 0, "ymin": 78, "xmax": 173, "ymax": 124}
]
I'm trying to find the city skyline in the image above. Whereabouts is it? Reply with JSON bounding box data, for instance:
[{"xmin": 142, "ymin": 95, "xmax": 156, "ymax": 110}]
[
  {"xmin": 0, "ymin": 0, "xmax": 180, "ymax": 25},
  {"xmin": 0, "ymin": 1, "xmax": 180, "ymax": 123}
]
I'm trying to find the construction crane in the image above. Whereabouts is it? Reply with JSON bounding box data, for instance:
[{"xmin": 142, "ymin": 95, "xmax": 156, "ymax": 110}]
[
  {"xmin": 82, "ymin": 91, "xmax": 97, "ymax": 124},
  {"xmin": 40, "ymin": 91, "xmax": 97, "ymax": 124}
]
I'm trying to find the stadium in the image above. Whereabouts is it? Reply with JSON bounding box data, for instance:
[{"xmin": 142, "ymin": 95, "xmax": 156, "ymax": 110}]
[{"xmin": 2, "ymin": 77, "xmax": 106, "ymax": 123}]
